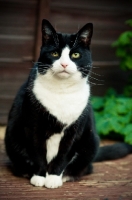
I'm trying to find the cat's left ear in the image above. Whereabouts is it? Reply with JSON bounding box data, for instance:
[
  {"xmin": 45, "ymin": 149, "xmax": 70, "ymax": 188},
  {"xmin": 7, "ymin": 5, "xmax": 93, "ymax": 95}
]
[
  {"xmin": 75, "ymin": 23, "xmax": 93, "ymax": 46},
  {"xmin": 41, "ymin": 19, "xmax": 59, "ymax": 46}
]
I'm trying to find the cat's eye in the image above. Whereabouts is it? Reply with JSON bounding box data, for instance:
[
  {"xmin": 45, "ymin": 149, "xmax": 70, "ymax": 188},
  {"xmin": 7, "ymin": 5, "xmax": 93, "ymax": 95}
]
[
  {"xmin": 71, "ymin": 53, "xmax": 80, "ymax": 59},
  {"xmin": 51, "ymin": 51, "xmax": 59, "ymax": 57}
]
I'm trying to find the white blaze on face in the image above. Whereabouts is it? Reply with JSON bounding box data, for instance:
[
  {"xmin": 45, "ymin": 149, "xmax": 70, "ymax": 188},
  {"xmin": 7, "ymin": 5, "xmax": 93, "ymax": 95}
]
[{"xmin": 51, "ymin": 46, "xmax": 78, "ymax": 79}]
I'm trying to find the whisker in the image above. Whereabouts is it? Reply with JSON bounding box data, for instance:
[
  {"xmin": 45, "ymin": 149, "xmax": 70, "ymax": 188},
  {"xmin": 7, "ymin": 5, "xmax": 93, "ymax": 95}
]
[
  {"xmin": 32, "ymin": 61, "xmax": 51, "ymax": 67},
  {"xmin": 39, "ymin": 64, "xmax": 51, "ymax": 67},
  {"xmin": 28, "ymin": 68, "xmax": 36, "ymax": 69},
  {"xmin": 92, "ymin": 66, "xmax": 100, "ymax": 69},
  {"xmin": 88, "ymin": 81, "xmax": 104, "ymax": 86},
  {"xmin": 78, "ymin": 69, "xmax": 101, "ymax": 79},
  {"xmin": 90, "ymin": 70, "xmax": 103, "ymax": 77},
  {"xmin": 80, "ymin": 69, "xmax": 104, "ymax": 83},
  {"xmin": 89, "ymin": 75, "xmax": 104, "ymax": 82},
  {"xmin": 32, "ymin": 61, "xmax": 42, "ymax": 64},
  {"xmin": 77, "ymin": 70, "xmax": 88, "ymax": 76}
]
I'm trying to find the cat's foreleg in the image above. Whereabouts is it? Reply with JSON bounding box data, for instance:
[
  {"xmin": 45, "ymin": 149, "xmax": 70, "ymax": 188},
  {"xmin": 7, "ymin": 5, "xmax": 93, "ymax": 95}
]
[
  {"xmin": 29, "ymin": 154, "xmax": 47, "ymax": 187},
  {"xmin": 44, "ymin": 156, "xmax": 66, "ymax": 188},
  {"xmin": 30, "ymin": 163, "xmax": 46, "ymax": 187},
  {"xmin": 30, "ymin": 167, "xmax": 47, "ymax": 187},
  {"xmin": 44, "ymin": 133, "xmax": 76, "ymax": 188}
]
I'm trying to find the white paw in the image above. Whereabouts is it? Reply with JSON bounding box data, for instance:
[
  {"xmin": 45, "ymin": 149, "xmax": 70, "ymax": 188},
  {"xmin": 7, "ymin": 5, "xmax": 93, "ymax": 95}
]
[
  {"xmin": 30, "ymin": 175, "xmax": 45, "ymax": 187},
  {"xmin": 62, "ymin": 176, "xmax": 72, "ymax": 182},
  {"xmin": 45, "ymin": 174, "xmax": 63, "ymax": 189}
]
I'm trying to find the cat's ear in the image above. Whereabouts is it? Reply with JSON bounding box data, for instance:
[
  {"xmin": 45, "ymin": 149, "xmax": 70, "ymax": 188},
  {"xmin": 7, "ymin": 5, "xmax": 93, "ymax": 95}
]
[
  {"xmin": 41, "ymin": 19, "xmax": 59, "ymax": 46},
  {"xmin": 75, "ymin": 23, "xmax": 93, "ymax": 46}
]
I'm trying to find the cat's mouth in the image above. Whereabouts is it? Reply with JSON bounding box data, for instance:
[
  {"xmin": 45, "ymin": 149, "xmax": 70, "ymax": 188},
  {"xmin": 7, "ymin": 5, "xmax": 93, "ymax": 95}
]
[
  {"xmin": 55, "ymin": 70, "xmax": 71, "ymax": 79},
  {"xmin": 58, "ymin": 70, "xmax": 69, "ymax": 74}
]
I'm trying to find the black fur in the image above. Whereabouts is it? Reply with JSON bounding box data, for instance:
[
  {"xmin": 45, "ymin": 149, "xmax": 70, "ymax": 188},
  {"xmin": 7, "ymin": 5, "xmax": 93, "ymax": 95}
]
[{"xmin": 5, "ymin": 20, "xmax": 132, "ymax": 186}]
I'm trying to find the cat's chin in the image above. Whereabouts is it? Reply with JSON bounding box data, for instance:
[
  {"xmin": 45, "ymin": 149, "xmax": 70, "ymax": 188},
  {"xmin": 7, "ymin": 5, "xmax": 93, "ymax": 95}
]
[{"xmin": 56, "ymin": 71, "xmax": 71, "ymax": 79}]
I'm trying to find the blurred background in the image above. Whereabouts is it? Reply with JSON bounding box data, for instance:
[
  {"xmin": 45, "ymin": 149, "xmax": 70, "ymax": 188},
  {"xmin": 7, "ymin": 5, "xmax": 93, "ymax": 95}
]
[{"xmin": 0, "ymin": 0, "xmax": 132, "ymax": 127}]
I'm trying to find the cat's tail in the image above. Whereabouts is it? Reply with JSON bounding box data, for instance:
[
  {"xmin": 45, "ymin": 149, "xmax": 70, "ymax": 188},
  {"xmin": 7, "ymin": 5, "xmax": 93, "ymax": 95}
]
[{"xmin": 94, "ymin": 143, "xmax": 132, "ymax": 162}]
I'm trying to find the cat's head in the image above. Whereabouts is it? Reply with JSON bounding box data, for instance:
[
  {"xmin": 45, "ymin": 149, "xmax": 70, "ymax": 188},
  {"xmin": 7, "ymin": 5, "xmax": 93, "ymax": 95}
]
[{"xmin": 37, "ymin": 19, "xmax": 93, "ymax": 81}]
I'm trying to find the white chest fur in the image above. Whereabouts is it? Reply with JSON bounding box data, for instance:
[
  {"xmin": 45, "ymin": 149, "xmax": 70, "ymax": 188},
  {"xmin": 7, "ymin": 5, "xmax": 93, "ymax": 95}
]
[
  {"xmin": 46, "ymin": 132, "xmax": 64, "ymax": 164},
  {"xmin": 33, "ymin": 73, "xmax": 90, "ymax": 126}
]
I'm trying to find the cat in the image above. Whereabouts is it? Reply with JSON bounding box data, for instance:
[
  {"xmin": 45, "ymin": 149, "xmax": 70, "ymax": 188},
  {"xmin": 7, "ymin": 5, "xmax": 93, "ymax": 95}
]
[{"xmin": 5, "ymin": 19, "xmax": 132, "ymax": 189}]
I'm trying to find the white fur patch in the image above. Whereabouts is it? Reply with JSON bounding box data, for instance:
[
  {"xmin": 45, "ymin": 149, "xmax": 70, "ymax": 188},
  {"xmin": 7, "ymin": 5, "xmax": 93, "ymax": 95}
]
[
  {"xmin": 33, "ymin": 44, "xmax": 90, "ymax": 131},
  {"xmin": 30, "ymin": 175, "xmax": 45, "ymax": 187},
  {"xmin": 52, "ymin": 46, "xmax": 78, "ymax": 79},
  {"xmin": 45, "ymin": 173, "xmax": 63, "ymax": 188},
  {"xmin": 33, "ymin": 48, "xmax": 90, "ymax": 125},
  {"xmin": 62, "ymin": 176, "xmax": 72, "ymax": 182},
  {"xmin": 33, "ymin": 73, "xmax": 90, "ymax": 125},
  {"xmin": 46, "ymin": 132, "xmax": 64, "ymax": 164}
]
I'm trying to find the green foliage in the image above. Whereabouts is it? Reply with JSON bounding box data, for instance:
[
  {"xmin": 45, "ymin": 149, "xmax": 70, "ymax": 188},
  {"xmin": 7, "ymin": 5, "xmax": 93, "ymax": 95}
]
[
  {"xmin": 91, "ymin": 20, "xmax": 132, "ymax": 144},
  {"xmin": 123, "ymin": 74, "xmax": 132, "ymax": 97},
  {"xmin": 112, "ymin": 19, "xmax": 132, "ymax": 70},
  {"xmin": 91, "ymin": 89, "xmax": 132, "ymax": 144}
]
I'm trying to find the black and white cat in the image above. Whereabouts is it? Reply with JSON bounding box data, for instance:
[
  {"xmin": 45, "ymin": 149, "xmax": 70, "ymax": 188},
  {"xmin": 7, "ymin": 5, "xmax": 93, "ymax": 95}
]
[{"xmin": 5, "ymin": 19, "xmax": 132, "ymax": 189}]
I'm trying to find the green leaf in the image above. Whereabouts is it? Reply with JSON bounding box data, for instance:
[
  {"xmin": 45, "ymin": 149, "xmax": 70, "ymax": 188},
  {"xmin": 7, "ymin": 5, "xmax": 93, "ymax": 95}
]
[
  {"xmin": 96, "ymin": 117, "xmax": 111, "ymax": 135},
  {"xmin": 112, "ymin": 19, "xmax": 132, "ymax": 72},
  {"xmin": 123, "ymin": 124, "xmax": 132, "ymax": 135},
  {"xmin": 125, "ymin": 19, "xmax": 132, "ymax": 27},
  {"xmin": 104, "ymin": 97, "xmax": 117, "ymax": 115},
  {"xmin": 95, "ymin": 113, "xmax": 123, "ymax": 135},
  {"xmin": 123, "ymin": 85, "xmax": 132, "ymax": 97},
  {"xmin": 113, "ymin": 120, "xmax": 122, "ymax": 133},
  {"xmin": 125, "ymin": 134, "xmax": 132, "ymax": 144},
  {"xmin": 91, "ymin": 97, "xmax": 104, "ymax": 110},
  {"xmin": 116, "ymin": 98, "xmax": 132, "ymax": 112},
  {"xmin": 92, "ymin": 92, "xmax": 132, "ymax": 144},
  {"xmin": 123, "ymin": 124, "xmax": 132, "ymax": 144},
  {"xmin": 117, "ymin": 113, "xmax": 131, "ymax": 125},
  {"xmin": 116, "ymin": 98, "xmax": 128, "ymax": 114},
  {"xmin": 125, "ymin": 56, "xmax": 132, "ymax": 69},
  {"xmin": 116, "ymin": 48, "xmax": 126, "ymax": 58},
  {"xmin": 120, "ymin": 59, "xmax": 128, "ymax": 70},
  {"xmin": 118, "ymin": 31, "xmax": 132, "ymax": 45},
  {"xmin": 105, "ymin": 88, "xmax": 117, "ymax": 96}
]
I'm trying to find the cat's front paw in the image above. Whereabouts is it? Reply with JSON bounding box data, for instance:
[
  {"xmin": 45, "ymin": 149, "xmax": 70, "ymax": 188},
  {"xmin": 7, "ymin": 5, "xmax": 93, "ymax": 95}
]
[
  {"xmin": 30, "ymin": 175, "xmax": 45, "ymax": 187},
  {"xmin": 45, "ymin": 174, "xmax": 63, "ymax": 189}
]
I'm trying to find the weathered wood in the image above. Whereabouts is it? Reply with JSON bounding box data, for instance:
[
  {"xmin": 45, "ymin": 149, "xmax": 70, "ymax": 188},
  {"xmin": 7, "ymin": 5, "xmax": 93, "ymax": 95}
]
[
  {"xmin": 34, "ymin": 0, "xmax": 50, "ymax": 60},
  {"xmin": 0, "ymin": 0, "xmax": 38, "ymax": 124},
  {"xmin": 0, "ymin": 135, "xmax": 132, "ymax": 200},
  {"xmin": 0, "ymin": 0, "xmax": 132, "ymax": 124}
]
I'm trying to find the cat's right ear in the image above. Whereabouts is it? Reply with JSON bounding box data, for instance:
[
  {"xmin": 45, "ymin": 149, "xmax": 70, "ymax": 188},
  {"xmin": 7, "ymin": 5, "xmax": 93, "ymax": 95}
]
[
  {"xmin": 74, "ymin": 23, "xmax": 93, "ymax": 47},
  {"xmin": 41, "ymin": 19, "xmax": 59, "ymax": 46}
]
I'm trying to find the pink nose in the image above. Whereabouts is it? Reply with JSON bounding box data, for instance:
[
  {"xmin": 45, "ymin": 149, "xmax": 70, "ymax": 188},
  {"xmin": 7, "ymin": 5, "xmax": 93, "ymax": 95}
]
[{"xmin": 61, "ymin": 63, "xmax": 68, "ymax": 68}]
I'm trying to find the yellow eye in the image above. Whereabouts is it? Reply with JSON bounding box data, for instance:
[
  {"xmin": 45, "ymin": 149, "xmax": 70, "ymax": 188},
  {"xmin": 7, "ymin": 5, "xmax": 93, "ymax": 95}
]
[
  {"xmin": 51, "ymin": 51, "xmax": 59, "ymax": 57},
  {"xmin": 71, "ymin": 52, "xmax": 80, "ymax": 59}
]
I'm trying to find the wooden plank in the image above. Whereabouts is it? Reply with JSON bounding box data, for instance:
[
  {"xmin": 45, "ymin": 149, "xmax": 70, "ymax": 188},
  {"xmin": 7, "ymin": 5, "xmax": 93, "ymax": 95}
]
[
  {"xmin": 0, "ymin": 0, "xmax": 38, "ymax": 124},
  {"xmin": 0, "ymin": 39, "xmax": 34, "ymax": 61},
  {"xmin": 0, "ymin": 1, "xmax": 37, "ymax": 27},
  {"xmin": 0, "ymin": 138, "xmax": 132, "ymax": 199},
  {"xmin": 34, "ymin": 0, "xmax": 50, "ymax": 60},
  {"xmin": 0, "ymin": 63, "xmax": 33, "ymax": 125},
  {"xmin": 91, "ymin": 44, "xmax": 118, "ymax": 62}
]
